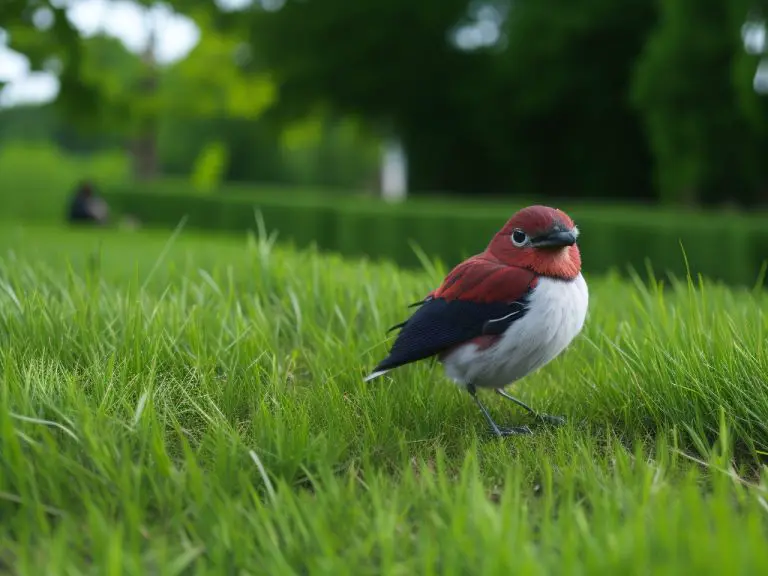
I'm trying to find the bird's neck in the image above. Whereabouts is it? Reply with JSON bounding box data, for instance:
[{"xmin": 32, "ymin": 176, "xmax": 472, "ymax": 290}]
[{"xmin": 485, "ymin": 246, "xmax": 581, "ymax": 281}]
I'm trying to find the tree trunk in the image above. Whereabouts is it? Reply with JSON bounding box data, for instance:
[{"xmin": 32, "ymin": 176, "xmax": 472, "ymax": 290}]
[
  {"xmin": 131, "ymin": 122, "xmax": 158, "ymax": 181},
  {"xmin": 131, "ymin": 23, "xmax": 159, "ymax": 182}
]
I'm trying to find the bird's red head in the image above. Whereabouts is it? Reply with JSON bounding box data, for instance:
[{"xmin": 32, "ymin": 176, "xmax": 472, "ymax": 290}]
[{"xmin": 486, "ymin": 205, "xmax": 582, "ymax": 280}]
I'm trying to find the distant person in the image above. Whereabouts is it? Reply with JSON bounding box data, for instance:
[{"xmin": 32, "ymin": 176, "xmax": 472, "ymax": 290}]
[{"xmin": 67, "ymin": 180, "xmax": 109, "ymax": 225}]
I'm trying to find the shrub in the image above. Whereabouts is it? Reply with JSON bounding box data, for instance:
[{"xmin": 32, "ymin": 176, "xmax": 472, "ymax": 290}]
[{"xmin": 101, "ymin": 185, "xmax": 768, "ymax": 287}]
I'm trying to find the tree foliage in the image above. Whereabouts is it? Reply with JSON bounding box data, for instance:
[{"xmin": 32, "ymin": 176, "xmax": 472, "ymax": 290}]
[
  {"xmin": 2, "ymin": 0, "xmax": 767, "ymax": 203},
  {"xmin": 631, "ymin": 0, "xmax": 768, "ymax": 205},
  {"xmin": 239, "ymin": 0, "xmax": 659, "ymax": 197}
]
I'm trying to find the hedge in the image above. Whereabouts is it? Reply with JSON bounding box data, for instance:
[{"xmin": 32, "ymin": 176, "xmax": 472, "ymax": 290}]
[{"xmin": 102, "ymin": 187, "xmax": 768, "ymax": 288}]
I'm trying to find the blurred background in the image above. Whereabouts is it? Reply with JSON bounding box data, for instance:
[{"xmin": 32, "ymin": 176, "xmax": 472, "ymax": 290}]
[{"xmin": 1, "ymin": 0, "xmax": 768, "ymax": 285}]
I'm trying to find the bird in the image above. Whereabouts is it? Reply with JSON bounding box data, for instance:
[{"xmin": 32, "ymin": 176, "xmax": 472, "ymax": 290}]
[{"xmin": 364, "ymin": 205, "xmax": 589, "ymax": 437}]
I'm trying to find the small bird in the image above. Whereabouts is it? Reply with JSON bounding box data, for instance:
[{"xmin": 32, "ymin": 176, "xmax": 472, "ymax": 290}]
[{"xmin": 364, "ymin": 205, "xmax": 588, "ymax": 437}]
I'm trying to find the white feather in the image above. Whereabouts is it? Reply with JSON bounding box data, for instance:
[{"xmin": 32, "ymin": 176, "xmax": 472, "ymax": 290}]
[
  {"xmin": 441, "ymin": 274, "xmax": 589, "ymax": 389},
  {"xmin": 364, "ymin": 369, "xmax": 390, "ymax": 382}
]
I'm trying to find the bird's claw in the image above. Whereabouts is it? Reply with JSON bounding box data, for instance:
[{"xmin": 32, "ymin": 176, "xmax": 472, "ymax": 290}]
[
  {"xmin": 536, "ymin": 414, "xmax": 566, "ymax": 427},
  {"xmin": 491, "ymin": 425, "xmax": 533, "ymax": 437}
]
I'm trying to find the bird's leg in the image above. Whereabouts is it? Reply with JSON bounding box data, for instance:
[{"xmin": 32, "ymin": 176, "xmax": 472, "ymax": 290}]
[
  {"xmin": 495, "ymin": 388, "xmax": 566, "ymax": 426},
  {"xmin": 466, "ymin": 384, "xmax": 532, "ymax": 437}
]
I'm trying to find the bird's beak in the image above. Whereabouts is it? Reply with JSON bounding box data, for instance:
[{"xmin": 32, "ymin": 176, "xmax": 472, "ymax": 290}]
[{"xmin": 531, "ymin": 229, "xmax": 577, "ymax": 248}]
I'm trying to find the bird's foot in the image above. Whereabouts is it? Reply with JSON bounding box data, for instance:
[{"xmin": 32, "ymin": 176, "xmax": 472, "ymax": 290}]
[
  {"xmin": 493, "ymin": 389, "xmax": 566, "ymax": 428},
  {"xmin": 469, "ymin": 384, "xmax": 535, "ymax": 439},
  {"xmin": 490, "ymin": 424, "xmax": 533, "ymax": 438},
  {"xmin": 534, "ymin": 413, "xmax": 566, "ymax": 427}
]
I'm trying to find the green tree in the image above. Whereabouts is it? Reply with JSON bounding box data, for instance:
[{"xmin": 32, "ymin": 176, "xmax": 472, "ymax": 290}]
[
  {"xmin": 238, "ymin": 0, "xmax": 487, "ymax": 192},
  {"xmin": 10, "ymin": 0, "xmax": 765, "ymax": 204},
  {"xmin": 1, "ymin": 1, "xmax": 276, "ymax": 181},
  {"xmin": 489, "ymin": 0, "xmax": 656, "ymax": 200},
  {"xmin": 235, "ymin": 0, "xmax": 658, "ymax": 198},
  {"xmin": 631, "ymin": 0, "xmax": 768, "ymax": 206}
]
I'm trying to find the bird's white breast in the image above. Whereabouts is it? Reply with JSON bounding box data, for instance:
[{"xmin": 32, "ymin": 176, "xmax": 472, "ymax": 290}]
[{"xmin": 441, "ymin": 274, "xmax": 589, "ymax": 389}]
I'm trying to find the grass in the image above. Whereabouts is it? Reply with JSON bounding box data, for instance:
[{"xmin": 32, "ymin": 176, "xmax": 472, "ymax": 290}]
[{"xmin": 1, "ymin": 220, "xmax": 768, "ymax": 573}]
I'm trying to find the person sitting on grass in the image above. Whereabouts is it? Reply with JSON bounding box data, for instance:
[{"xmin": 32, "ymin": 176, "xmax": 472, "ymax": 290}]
[{"xmin": 67, "ymin": 180, "xmax": 109, "ymax": 225}]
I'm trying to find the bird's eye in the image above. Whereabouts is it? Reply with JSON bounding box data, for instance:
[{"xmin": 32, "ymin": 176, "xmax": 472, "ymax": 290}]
[{"xmin": 511, "ymin": 229, "xmax": 528, "ymax": 247}]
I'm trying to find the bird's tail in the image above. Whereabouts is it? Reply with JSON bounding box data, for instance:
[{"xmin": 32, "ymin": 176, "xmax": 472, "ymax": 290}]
[{"xmin": 363, "ymin": 369, "xmax": 390, "ymax": 383}]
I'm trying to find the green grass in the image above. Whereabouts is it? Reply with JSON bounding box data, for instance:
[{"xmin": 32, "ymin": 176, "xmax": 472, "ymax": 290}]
[{"xmin": 1, "ymin": 221, "xmax": 768, "ymax": 574}]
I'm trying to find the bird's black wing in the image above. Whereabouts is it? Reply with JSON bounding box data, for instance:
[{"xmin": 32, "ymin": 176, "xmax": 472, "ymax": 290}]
[{"xmin": 369, "ymin": 296, "xmax": 530, "ymax": 375}]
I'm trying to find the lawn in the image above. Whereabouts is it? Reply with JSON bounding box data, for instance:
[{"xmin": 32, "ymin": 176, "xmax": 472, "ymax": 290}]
[{"xmin": 1, "ymin": 222, "xmax": 768, "ymax": 574}]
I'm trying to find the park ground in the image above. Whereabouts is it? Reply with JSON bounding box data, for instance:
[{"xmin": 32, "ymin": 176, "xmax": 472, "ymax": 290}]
[{"xmin": 1, "ymin": 221, "xmax": 768, "ymax": 574}]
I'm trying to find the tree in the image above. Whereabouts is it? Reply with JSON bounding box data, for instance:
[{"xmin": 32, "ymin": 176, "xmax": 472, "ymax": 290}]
[
  {"xmin": 237, "ymin": 0, "xmax": 491, "ymax": 193},
  {"xmin": 631, "ymin": 0, "xmax": 768, "ymax": 206},
  {"xmin": 1, "ymin": 0, "xmax": 276, "ymax": 181},
  {"xmin": 488, "ymin": 0, "xmax": 657, "ymax": 200},
  {"xmin": 7, "ymin": 0, "xmax": 764, "ymax": 204},
  {"xmin": 232, "ymin": 0, "xmax": 658, "ymax": 198}
]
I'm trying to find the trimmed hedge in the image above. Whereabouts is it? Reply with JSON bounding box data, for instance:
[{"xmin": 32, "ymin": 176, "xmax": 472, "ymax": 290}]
[{"xmin": 102, "ymin": 187, "xmax": 768, "ymax": 287}]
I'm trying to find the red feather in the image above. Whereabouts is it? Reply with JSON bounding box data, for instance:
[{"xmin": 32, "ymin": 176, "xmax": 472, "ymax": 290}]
[{"xmin": 432, "ymin": 255, "xmax": 538, "ymax": 303}]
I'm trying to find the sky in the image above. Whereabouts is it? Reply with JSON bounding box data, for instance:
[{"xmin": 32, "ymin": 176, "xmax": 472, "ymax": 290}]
[{"xmin": 1, "ymin": 0, "xmax": 767, "ymax": 108}]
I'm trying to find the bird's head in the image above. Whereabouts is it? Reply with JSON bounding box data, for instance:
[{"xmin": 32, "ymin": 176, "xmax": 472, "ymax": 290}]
[{"xmin": 486, "ymin": 205, "xmax": 582, "ymax": 280}]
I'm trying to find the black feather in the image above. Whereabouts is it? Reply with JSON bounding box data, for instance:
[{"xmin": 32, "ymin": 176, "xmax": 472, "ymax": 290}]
[
  {"xmin": 371, "ymin": 296, "xmax": 531, "ymax": 375},
  {"xmin": 387, "ymin": 321, "xmax": 408, "ymax": 334},
  {"xmin": 388, "ymin": 295, "xmax": 434, "ymax": 332},
  {"xmin": 407, "ymin": 295, "xmax": 433, "ymax": 308}
]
